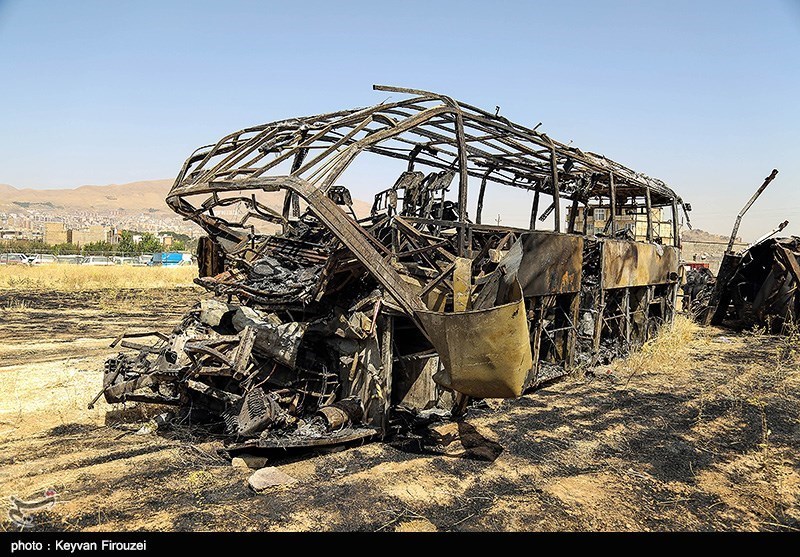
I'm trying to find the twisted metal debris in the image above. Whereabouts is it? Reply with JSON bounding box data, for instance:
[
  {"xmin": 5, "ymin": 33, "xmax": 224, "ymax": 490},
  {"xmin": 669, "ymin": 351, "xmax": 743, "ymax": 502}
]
[
  {"xmin": 696, "ymin": 169, "xmax": 798, "ymax": 332},
  {"xmin": 98, "ymin": 86, "xmax": 689, "ymax": 449},
  {"xmin": 699, "ymin": 236, "xmax": 799, "ymax": 331}
]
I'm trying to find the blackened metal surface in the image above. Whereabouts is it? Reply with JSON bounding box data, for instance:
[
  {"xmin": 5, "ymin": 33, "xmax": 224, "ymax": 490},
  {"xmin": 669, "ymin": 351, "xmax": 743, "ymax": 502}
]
[{"xmin": 703, "ymin": 237, "xmax": 800, "ymax": 331}]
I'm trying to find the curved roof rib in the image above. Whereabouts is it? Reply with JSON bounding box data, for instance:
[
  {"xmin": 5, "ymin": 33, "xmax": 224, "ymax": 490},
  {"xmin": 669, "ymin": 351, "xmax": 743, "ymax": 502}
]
[{"xmin": 167, "ymin": 85, "xmax": 687, "ymax": 231}]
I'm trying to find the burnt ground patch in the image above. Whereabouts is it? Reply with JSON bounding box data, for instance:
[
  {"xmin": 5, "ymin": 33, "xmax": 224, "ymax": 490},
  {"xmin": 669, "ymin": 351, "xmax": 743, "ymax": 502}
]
[
  {"xmin": 0, "ymin": 288, "xmax": 204, "ymax": 344},
  {"xmin": 46, "ymin": 423, "xmax": 96, "ymax": 436},
  {"xmin": 2, "ymin": 298, "xmax": 799, "ymax": 531}
]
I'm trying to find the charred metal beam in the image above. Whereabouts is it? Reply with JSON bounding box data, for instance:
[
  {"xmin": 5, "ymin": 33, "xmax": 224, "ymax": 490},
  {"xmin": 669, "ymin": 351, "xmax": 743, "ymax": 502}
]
[{"xmin": 727, "ymin": 169, "xmax": 779, "ymax": 253}]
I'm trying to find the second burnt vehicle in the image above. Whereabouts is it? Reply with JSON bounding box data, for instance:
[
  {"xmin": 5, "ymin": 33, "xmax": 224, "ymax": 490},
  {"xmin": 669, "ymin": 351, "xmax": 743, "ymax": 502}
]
[{"xmin": 98, "ymin": 86, "xmax": 690, "ymax": 450}]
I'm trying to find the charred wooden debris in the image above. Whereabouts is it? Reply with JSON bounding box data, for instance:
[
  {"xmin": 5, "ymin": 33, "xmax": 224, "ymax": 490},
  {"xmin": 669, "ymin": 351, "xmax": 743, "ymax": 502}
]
[{"xmin": 98, "ymin": 86, "xmax": 689, "ymax": 450}]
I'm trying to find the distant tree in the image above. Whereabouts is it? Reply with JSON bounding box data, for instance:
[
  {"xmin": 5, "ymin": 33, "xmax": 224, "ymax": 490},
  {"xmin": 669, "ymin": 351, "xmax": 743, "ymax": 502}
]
[
  {"xmin": 171, "ymin": 240, "xmax": 186, "ymax": 251},
  {"xmin": 82, "ymin": 241, "xmax": 114, "ymax": 255},
  {"xmin": 158, "ymin": 231, "xmax": 191, "ymax": 243},
  {"xmin": 138, "ymin": 233, "xmax": 162, "ymax": 253},
  {"xmin": 118, "ymin": 230, "xmax": 137, "ymax": 254},
  {"xmin": 2, "ymin": 239, "xmax": 49, "ymax": 253},
  {"xmin": 51, "ymin": 243, "xmax": 80, "ymax": 255}
]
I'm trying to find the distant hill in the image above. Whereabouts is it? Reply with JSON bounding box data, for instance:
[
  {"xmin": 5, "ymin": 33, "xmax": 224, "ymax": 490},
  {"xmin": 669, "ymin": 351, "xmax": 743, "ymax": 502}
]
[
  {"xmin": 0, "ymin": 180, "xmax": 371, "ymax": 218},
  {"xmin": 0, "ymin": 180, "xmax": 176, "ymax": 214},
  {"xmin": 681, "ymin": 228, "xmax": 740, "ymax": 244}
]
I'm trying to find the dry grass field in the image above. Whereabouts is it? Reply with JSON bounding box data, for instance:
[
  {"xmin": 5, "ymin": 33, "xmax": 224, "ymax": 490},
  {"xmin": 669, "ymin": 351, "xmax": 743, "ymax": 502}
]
[
  {"xmin": 0, "ymin": 266, "xmax": 798, "ymax": 532},
  {"xmin": 0, "ymin": 264, "xmax": 198, "ymax": 291}
]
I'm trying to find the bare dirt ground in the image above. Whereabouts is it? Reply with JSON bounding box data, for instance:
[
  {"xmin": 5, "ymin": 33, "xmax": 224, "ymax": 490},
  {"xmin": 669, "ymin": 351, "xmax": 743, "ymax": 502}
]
[{"xmin": 1, "ymin": 287, "xmax": 799, "ymax": 532}]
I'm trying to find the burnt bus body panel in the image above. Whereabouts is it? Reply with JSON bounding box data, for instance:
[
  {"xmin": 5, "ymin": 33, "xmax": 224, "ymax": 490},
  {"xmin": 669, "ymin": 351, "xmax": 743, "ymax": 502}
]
[{"xmin": 601, "ymin": 240, "xmax": 679, "ymax": 289}]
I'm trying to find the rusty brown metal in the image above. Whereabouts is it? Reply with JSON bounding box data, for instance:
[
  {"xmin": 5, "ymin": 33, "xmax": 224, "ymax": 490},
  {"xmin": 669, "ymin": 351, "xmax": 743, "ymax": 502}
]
[
  {"xmin": 416, "ymin": 280, "xmax": 533, "ymax": 398},
  {"xmin": 600, "ymin": 241, "xmax": 679, "ymax": 289},
  {"xmin": 512, "ymin": 232, "xmax": 584, "ymax": 297},
  {"xmin": 703, "ymin": 169, "xmax": 781, "ymax": 325}
]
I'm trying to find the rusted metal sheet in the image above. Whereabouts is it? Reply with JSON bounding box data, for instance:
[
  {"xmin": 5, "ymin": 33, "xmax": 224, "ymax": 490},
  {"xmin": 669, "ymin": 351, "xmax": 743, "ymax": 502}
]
[
  {"xmin": 452, "ymin": 257, "xmax": 472, "ymax": 312},
  {"xmin": 601, "ymin": 240, "xmax": 679, "ymax": 289},
  {"xmin": 702, "ymin": 170, "xmax": 781, "ymax": 325},
  {"xmin": 513, "ymin": 232, "xmax": 584, "ymax": 296},
  {"xmin": 416, "ymin": 281, "xmax": 533, "ymax": 398}
]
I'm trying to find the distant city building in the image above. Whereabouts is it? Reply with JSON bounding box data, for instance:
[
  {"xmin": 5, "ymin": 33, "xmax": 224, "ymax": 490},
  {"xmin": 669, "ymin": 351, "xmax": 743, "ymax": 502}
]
[
  {"xmin": 69, "ymin": 225, "xmax": 114, "ymax": 247},
  {"xmin": 43, "ymin": 221, "xmax": 68, "ymax": 245},
  {"xmin": 0, "ymin": 212, "xmax": 42, "ymax": 242},
  {"xmin": 1, "ymin": 203, "xmax": 204, "ymax": 246},
  {"xmin": 0, "ymin": 228, "xmax": 29, "ymax": 241}
]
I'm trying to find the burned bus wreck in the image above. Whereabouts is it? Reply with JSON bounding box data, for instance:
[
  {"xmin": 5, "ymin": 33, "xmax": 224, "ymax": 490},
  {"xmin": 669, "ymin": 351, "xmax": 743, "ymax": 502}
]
[
  {"xmin": 99, "ymin": 86, "xmax": 690, "ymax": 450},
  {"xmin": 697, "ymin": 170, "xmax": 799, "ymax": 333},
  {"xmin": 701, "ymin": 235, "xmax": 800, "ymax": 332}
]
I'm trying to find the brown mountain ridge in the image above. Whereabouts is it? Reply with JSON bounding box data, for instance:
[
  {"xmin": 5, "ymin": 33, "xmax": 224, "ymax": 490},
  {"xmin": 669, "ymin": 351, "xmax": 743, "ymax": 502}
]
[
  {"xmin": 0, "ymin": 179, "xmax": 370, "ymax": 218},
  {"xmin": 0, "ymin": 180, "xmax": 176, "ymax": 214}
]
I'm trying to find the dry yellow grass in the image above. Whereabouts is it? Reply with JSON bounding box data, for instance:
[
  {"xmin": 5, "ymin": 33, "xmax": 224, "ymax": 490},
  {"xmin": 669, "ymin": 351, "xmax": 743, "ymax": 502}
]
[
  {"xmin": 613, "ymin": 314, "xmax": 706, "ymax": 379},
  {"xmin": 0, "ymin": 264, "xmax": 198, "ymax": 291}
]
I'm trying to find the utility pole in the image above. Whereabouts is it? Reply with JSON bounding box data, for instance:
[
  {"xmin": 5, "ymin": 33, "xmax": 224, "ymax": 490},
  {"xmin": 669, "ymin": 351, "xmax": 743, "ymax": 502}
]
[{"xmin": 496, "ymin": 214, "xmax": 501, "ymax": 226}]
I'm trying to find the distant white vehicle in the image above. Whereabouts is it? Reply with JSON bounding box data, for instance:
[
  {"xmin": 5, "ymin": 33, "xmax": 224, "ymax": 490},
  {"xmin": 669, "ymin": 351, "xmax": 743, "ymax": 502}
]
[
  {"xmin": 0, "ymin": 253, "xmax": 29, "ymax": 265},
  {"xmin": 56, "ymin": 255, "xmax": 83, "ymax": 265},
  {"xmin": 81, "ymin": 256, "xmax": 114, "ymax": 266},
  {"xmin": 112, "ymin": 256, "xmax": 138, "ymax": 266},
  {"xmin": 27, "ymin": 253, "xmax": 58, "ymax": 265}
]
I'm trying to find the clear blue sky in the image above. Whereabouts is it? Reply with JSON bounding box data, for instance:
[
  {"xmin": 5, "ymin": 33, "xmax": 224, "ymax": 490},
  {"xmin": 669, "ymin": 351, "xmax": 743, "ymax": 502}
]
[{"xmin": 0, "ymin": 0, "xmax": 798, "ymax": 240}]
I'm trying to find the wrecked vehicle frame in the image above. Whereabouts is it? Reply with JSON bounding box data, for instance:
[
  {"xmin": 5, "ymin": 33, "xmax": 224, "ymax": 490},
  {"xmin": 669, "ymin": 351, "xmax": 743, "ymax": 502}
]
[
  {"xmin": 697, "ymin": 169, "xmax": 799, "ymax": 332},
  {"xmin": 99, "ymin": 85, "xmax": 689, "ymax": 450}
]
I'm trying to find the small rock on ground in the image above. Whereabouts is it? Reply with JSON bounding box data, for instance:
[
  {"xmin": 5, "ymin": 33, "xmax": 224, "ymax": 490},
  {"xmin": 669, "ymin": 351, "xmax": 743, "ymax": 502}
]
[{"xmin": 248, "ymin": 466, "xmax": 298, "ymax": 492}]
